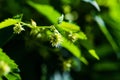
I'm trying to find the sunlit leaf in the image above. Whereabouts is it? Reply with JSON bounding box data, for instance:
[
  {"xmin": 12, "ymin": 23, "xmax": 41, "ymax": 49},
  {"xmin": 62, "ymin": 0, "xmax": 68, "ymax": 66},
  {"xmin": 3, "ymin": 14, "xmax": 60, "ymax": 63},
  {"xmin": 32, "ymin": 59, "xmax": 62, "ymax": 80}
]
[
  {"xmin": 80, "ymin": 57, "xmax": 88, "ymax": 65},
  {"xmin": 58, "ymin": 21, "xmax": 80, "ymax": 32},
  {"xmin": 77, "ymin": 32, "xmax": 87, "ymax": 40},
  {"xmin": 83, "ymin": 0, "xmax": 100, "ymax": 11},
  {"xmin": 61, "ymin": 37, "xmax": 88, "ymax": 64},
  {"xmin": 62, "ymin": 37, "xmax": 81, "ymax": 58},
  {"xmin": 88, "ymin": 49, "xmax": 99, "ymax": 60},
  {"xmin": 27, "ymin": 1, "xmax": 61, "ymax": 24},
  {"xmin": 0, "ymin": 19, "xmax": 20, "ymax": 29}
]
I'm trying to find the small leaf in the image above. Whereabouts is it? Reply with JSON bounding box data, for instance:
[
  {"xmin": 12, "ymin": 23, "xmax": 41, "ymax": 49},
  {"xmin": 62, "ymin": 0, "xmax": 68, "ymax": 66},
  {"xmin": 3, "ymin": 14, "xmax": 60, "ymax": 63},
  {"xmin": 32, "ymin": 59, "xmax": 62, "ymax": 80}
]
[
  {"xmin": 13, "ymin": 14, "xmax": 23, "ymax": 20},
  {"xmin": 0, "ymin": 19, "xmax": 20, "ymax": 29},
  {"xmin": 27, "ymin": 1, "xmax": 61, "ymax": 24},
  {"xmin": 80, "ymin": 57, "xmax": 88, "ymax": 65},
  {"xmin": 58, "ymin": 21, "xmax": 80, "ymax": 32},
  {"xmin": 88, "ymin": 49, "xmax": 99, "ymax": 60}
]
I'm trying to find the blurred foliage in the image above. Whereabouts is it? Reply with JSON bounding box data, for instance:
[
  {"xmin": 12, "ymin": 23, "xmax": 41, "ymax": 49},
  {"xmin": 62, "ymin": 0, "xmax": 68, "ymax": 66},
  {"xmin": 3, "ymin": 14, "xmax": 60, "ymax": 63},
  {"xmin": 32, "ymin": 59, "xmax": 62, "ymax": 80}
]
[
  {"xmin": 0, "ymin": 48, "xmax": 21, "ymax": 80},
  {"xmin": 0, "ymin": 0, "xmax": 120, "ymax": 80}
]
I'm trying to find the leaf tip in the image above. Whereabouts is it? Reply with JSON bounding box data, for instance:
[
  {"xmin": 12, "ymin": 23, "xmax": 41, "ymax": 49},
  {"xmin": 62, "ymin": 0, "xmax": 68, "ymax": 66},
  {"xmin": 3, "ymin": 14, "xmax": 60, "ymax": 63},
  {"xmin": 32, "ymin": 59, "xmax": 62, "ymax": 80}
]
[{"xmin": 89, "ymin": 49, "xmax": 100, "ymax": 60}]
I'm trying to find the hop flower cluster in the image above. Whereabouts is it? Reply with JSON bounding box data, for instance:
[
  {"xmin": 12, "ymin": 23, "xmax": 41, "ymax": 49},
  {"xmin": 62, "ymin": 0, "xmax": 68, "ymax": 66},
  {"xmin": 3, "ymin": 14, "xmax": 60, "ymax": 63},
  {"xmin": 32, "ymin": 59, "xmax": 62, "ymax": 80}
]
[
  {"xmin": 13, "ymin": 23, "xmax": 25, "ymax": 34},
  {"xmin": 50, "ymin": 30, "xmax": 62, "ymax": 47}
]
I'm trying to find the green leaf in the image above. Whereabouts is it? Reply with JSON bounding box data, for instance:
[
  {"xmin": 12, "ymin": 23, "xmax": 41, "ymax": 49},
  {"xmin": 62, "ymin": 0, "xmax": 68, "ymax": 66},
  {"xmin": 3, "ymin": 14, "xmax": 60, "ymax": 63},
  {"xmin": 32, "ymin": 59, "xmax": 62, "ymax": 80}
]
[
  {"xmin": 0, "ymin": 48, "xmax": 21, "ymax": 80},
  {"xmin": 76, "ymin": 32, "xmax": 87, "ymax": 40},
  {"xmin": 27, "ymin": 1, "xmax": 61, "ymax": 24},
  {"xmin": 0, "ymin": 19, "xmax": 20, "ymax": 29},
  {"xmin": 5, "ymin": 73, "xmax": 21, "ymax": 80},
  {"xmin": 83, "ymin": 0, "xmax": 100, "ymax": 11},
  {"xmin": 13, "ymin": 14, "xmax": 23, "ymax": 21},
  {"xmin": 80, "ymin": 57, "xmax": 88, "ymax": 65},
  {"xmin": 61, "ymin": 37, "xmax": 88, "ymax": 64},
  {"xmin": 58, "ymin": 21, "xmax": 80, "ymax": 32},
  {"xmin": 94, "ymin": 16, "xmax": 119, "ymax": 53},
  {"xmin": 88, "ymin": 49, "xmax": 99, "ymax": 60}
]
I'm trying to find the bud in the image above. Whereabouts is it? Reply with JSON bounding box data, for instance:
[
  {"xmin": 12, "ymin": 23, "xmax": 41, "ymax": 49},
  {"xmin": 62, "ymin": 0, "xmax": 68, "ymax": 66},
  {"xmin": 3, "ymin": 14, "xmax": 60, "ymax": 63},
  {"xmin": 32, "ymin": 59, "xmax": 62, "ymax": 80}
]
[
  {"xmin": 0, "ymin": 61, "xmax": 11, "ymax": 76},
  {"xmin": 31, "ymin": 19, "xmax": 37, "ymax": 27},
  {"xmin": 13, "ymin": 23, "xmax": 25, "ymax": 34},
  {"xmin": 36, "ymin": 33, "xmax": 42, "ymax": 38},
  {"xmin": 58, "ymin": 14, "xmax": 64, "ymax": 24},
  {"xmin": 68, "ymin": 32, "xmax": 78, "ymax": 42},
  {"xmin": 30, "ymin": 27, "xmax": 39, "ymax": 36}
]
